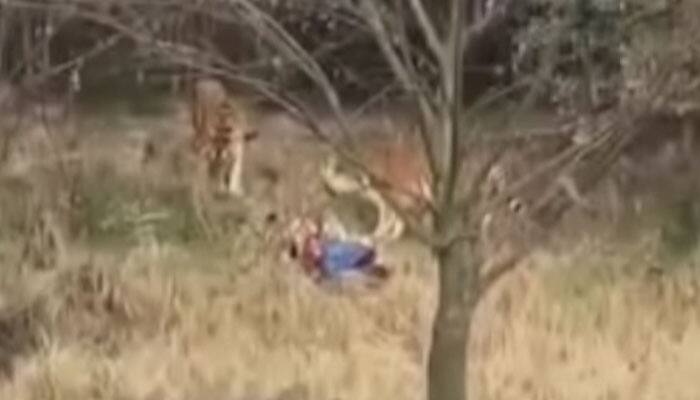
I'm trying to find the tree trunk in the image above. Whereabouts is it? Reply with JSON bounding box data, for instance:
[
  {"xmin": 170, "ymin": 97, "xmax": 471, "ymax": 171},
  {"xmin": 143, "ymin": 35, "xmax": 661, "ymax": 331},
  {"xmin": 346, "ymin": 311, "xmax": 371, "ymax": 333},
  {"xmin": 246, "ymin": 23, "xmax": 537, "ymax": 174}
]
[{"xmin": 427, "ymin": 239, "xmax": 480, "ymax": 400}]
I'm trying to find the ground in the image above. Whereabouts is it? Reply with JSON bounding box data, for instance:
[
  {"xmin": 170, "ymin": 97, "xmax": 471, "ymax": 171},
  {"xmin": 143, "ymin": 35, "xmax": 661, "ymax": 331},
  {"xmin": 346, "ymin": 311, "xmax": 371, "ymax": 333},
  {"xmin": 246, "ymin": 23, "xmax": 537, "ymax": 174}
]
[{"xmin": 0, "ymin": 93, "xmax": 699, "ymax": 400}]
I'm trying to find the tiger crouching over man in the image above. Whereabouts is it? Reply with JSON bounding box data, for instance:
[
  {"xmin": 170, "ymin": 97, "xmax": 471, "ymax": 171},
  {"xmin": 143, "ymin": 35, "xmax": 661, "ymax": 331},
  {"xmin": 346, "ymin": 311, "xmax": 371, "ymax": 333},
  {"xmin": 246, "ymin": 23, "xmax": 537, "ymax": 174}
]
[
  {"xmin": 318, "ymin": 130, "xmax": 596, "ymax": 246},
  {"xmin": 190, "ymin": 78, "xmax": 259, "ymax": 196},
  {"xmin": 320, "ymin": 135, "xmax": 434, "ymax": 243}
]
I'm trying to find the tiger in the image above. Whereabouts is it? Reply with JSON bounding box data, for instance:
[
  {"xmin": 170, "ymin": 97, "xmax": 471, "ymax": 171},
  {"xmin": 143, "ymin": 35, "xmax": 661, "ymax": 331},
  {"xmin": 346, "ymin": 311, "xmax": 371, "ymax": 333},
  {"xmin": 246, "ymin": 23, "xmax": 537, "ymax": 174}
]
[
  {"xmin": 319, "ymin": 131, "xmax": 570, "ymax": 244},
  {"xmin": 320, "ymin": 134, "xmax": 433, "ymax": 242},
  {"xmin": 190, "ymin": 78, "xmax": 259, "ymax": 196}
]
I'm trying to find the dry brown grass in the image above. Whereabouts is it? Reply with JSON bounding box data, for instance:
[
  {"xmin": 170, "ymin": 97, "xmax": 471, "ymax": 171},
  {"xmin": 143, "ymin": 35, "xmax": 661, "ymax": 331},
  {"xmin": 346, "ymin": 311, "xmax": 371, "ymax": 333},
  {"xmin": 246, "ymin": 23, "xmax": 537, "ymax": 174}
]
[{"xmin": 0, "ymin": 104, "xmax": 699, "ymax": 400}]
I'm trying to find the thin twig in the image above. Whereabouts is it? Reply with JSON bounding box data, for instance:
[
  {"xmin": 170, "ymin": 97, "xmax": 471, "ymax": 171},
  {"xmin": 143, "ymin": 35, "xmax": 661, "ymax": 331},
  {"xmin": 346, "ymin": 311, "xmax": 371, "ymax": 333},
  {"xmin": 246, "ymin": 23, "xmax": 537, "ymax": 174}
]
[{"xmin": 408, "ymin": 0, "xmax": 443, "ymax": 60}]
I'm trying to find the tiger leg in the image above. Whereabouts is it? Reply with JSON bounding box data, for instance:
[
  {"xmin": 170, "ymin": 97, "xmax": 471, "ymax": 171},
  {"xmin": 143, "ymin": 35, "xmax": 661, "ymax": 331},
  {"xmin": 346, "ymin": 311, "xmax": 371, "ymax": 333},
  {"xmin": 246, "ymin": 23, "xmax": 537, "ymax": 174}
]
[
  {"xmin": 367, "ymin": 188, "xmax": 404, "ymax": 241},
  {"xmin": 226, "ymin": 138, "xmax": 245, "ymax": 196}
]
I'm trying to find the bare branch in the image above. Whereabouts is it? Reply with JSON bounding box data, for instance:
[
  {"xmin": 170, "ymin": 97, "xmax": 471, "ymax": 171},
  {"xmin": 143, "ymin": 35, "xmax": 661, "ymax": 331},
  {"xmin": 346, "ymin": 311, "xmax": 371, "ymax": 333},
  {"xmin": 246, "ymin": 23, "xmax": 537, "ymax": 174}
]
[
  {"xmin": 408, "ymin": 0, "xmax": 443, "ymax": 60},
  {"xmin": 348, "ymin": 82, "xmax": 398, "ymax": 120},
  {"xmin": 391, "ymin": 0, "xmax": 431, "ymax": 98},
  {"xmin": 26, "ymin": 34, "xmax": 123, "ymax": 86},
  {"xmin": 466, "ymin": 132, "xmax": 588, "ymax": 219},
  {"xmin": 235, "ymin": 2, "xmax": 343, "ymax": 116},
  {"xmin": 531, "ymin": 118, "xmax": 636, "ymax": 225},
  {"xmin": 358, "ymin": 0, "xmax": 439, "ymax": 179},
  {"xmin": 478, "ymin": 245, "xmax": 525, "ymax": 297},
  {"xmin": 359, "ymin": 0, "xmax": 418, "ymax": 96},
  {"xmin": 464, "ymin": 0, "xmax": 515, "ymax": 44},
  {"xmin": 461, "ymin": 146, "xmax": 508, "ymax": 215}
]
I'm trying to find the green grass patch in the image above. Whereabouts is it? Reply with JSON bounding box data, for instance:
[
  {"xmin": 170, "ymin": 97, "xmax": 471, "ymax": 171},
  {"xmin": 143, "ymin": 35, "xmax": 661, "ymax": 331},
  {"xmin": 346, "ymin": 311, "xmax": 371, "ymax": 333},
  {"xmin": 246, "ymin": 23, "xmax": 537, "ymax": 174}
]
[
  {"xmin": 658, "ymin": 197, "xmax": 700, "ymax": 263},
  {"xmin": 71, "ymin": 161, "xmax": 210, "ymax": 248},
  {"xmin": 0, "ymin": 176, "xmax": 34, "ymax": 240}
]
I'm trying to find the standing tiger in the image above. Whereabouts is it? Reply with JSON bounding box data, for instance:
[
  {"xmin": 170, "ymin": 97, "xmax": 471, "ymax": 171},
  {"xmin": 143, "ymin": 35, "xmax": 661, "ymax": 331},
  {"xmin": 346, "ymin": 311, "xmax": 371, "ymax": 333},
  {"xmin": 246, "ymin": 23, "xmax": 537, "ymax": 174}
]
[{"xmin": 190, "ymin": 78, "xmax": 258, "ymax": 196}]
